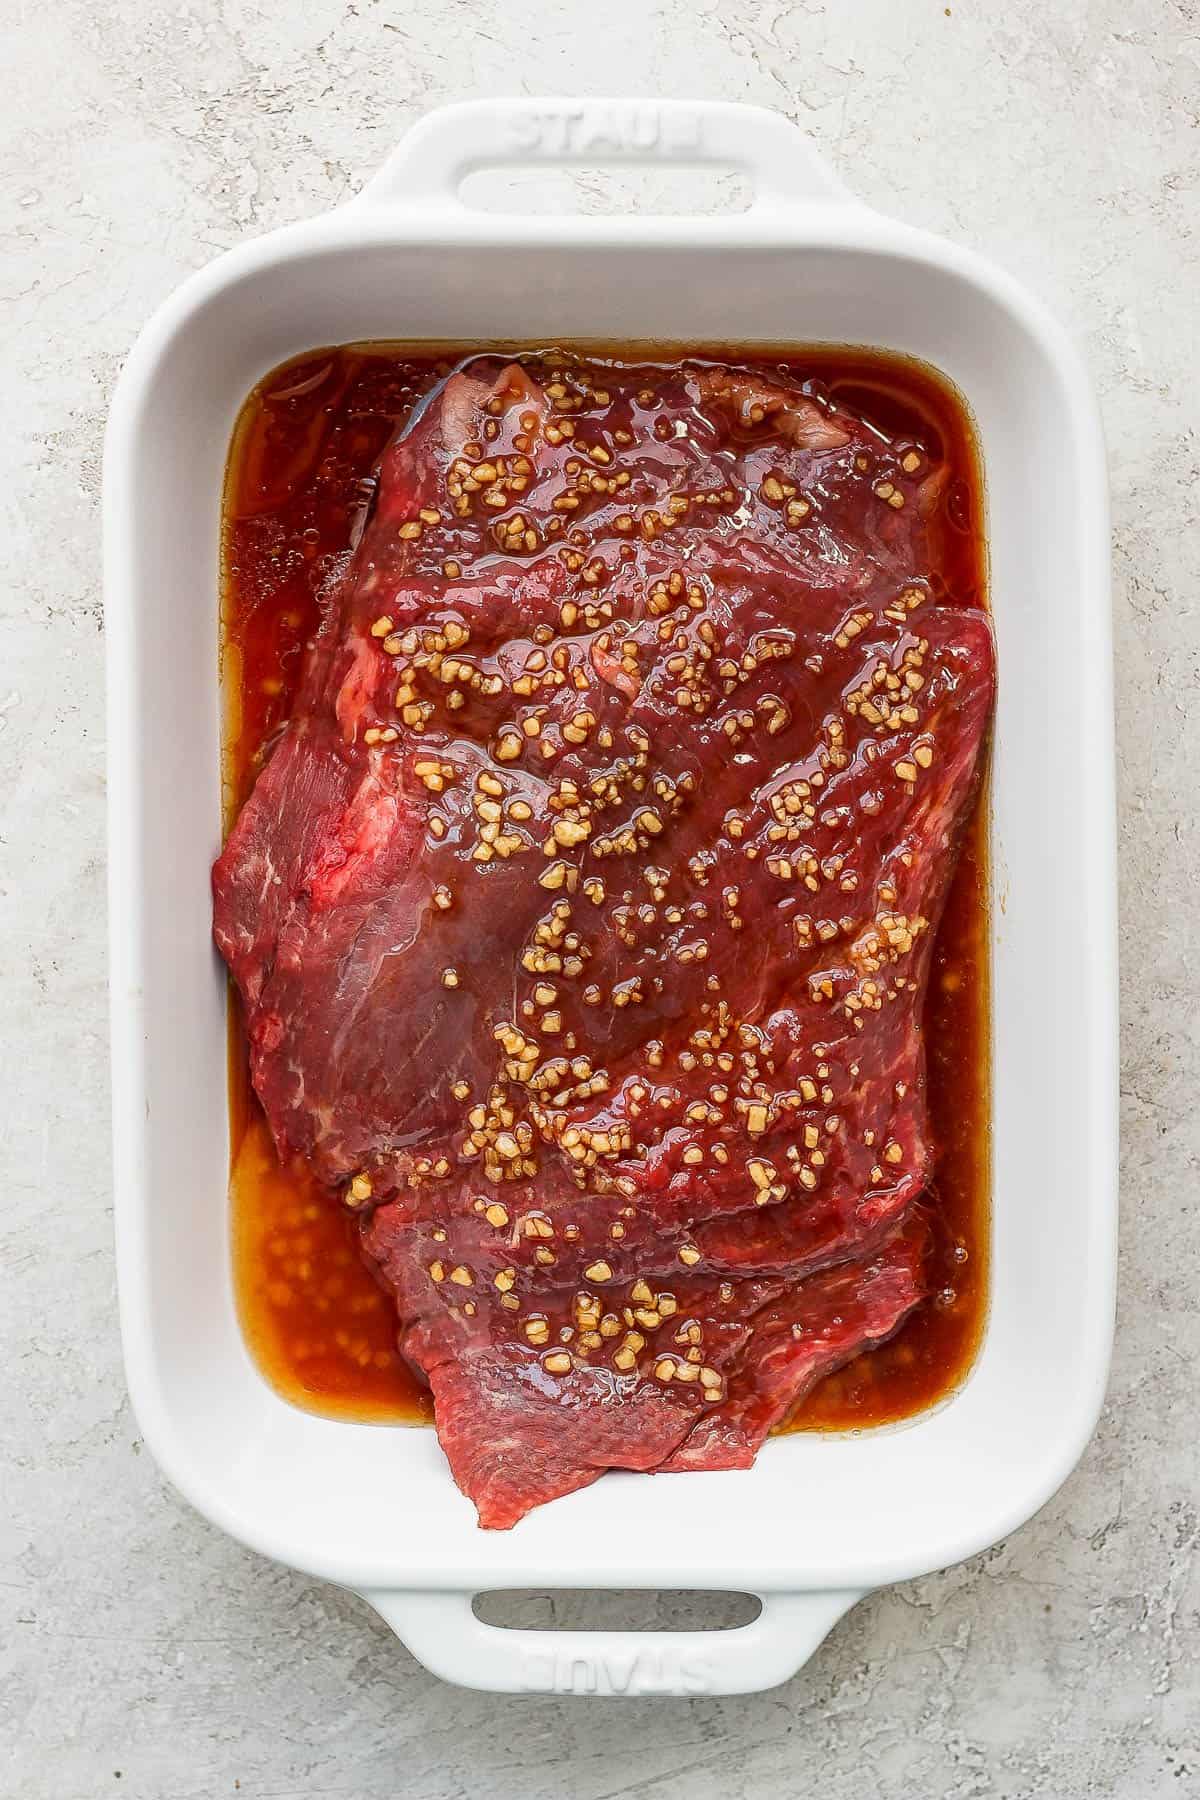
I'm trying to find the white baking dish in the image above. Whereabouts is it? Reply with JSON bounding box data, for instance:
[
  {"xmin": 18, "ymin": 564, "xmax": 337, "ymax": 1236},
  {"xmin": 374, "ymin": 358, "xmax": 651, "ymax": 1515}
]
[{"xmin": 105, "ymin": 98, "xmax": 1116, "ymax": 1696}]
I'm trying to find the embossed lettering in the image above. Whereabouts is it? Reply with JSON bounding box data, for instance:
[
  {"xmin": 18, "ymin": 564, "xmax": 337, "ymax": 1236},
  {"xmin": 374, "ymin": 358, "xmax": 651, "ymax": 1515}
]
[
  {"xmin": 518, "ymin": 1650, "xmax": 557, "ymax": 1691},
  {"xmin": 518, "ymin": 1645, "xmax": 715, "ymax": 1696},
  {"xmin": 500, "ymin": 103, "xmax": 703, "ymax": 163}
]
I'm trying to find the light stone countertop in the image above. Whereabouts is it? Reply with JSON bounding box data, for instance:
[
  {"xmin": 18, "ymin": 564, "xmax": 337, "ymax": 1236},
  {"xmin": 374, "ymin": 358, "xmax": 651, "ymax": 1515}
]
[{"xmin": 2, "ymin": 2, "xmax": 1197, "ymax": 1796}]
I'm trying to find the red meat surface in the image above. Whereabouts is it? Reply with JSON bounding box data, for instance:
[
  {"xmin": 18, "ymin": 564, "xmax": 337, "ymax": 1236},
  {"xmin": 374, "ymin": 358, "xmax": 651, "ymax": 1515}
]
[{"xmin": 214, "ymin": 354, "xmax": 994, "ymax": 1527}]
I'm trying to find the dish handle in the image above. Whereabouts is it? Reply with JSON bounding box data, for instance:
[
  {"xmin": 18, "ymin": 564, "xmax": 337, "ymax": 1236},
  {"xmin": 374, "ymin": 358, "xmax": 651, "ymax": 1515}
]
[
  {"xmin": 361, "ymin": 1586, "xmax": 865, "ymax": 1696},
  {"xmin": 350, "ymin": 97, "xmax": 857, "ymax": 217}
]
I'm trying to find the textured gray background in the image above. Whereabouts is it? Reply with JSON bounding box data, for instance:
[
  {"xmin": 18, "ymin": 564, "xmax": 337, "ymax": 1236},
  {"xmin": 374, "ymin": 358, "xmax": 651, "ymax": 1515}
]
[{"xmin": 2, "ymin": 1, "xmax": 1196, "ymax": 1795}]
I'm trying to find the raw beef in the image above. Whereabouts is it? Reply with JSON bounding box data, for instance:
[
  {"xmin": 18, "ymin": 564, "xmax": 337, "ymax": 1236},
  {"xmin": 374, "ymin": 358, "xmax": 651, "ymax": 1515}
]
[{"xmin": 214, "ymin": 353, "xmax": 994, "ymax": 1527}]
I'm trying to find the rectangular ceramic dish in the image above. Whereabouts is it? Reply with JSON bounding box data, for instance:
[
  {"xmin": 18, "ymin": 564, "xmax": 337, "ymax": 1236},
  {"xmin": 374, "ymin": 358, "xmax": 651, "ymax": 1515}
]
[{"xmin": 105, "ymin": 98, "xmax": 1116, "ymax": 1697}]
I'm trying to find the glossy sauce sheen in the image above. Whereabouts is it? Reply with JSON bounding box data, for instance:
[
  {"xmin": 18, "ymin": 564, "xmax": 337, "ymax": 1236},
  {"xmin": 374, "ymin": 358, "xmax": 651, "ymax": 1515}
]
[{"xmin": 223, "ymin": 343, "xmax": 989, "ymax": 1431}]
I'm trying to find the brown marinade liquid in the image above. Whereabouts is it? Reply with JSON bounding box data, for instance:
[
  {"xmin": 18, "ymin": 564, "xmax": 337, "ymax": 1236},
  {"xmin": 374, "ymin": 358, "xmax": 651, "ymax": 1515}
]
[{"xmin": 222, "ymin": 343, "xmax": 990, "ymax": 1431}]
